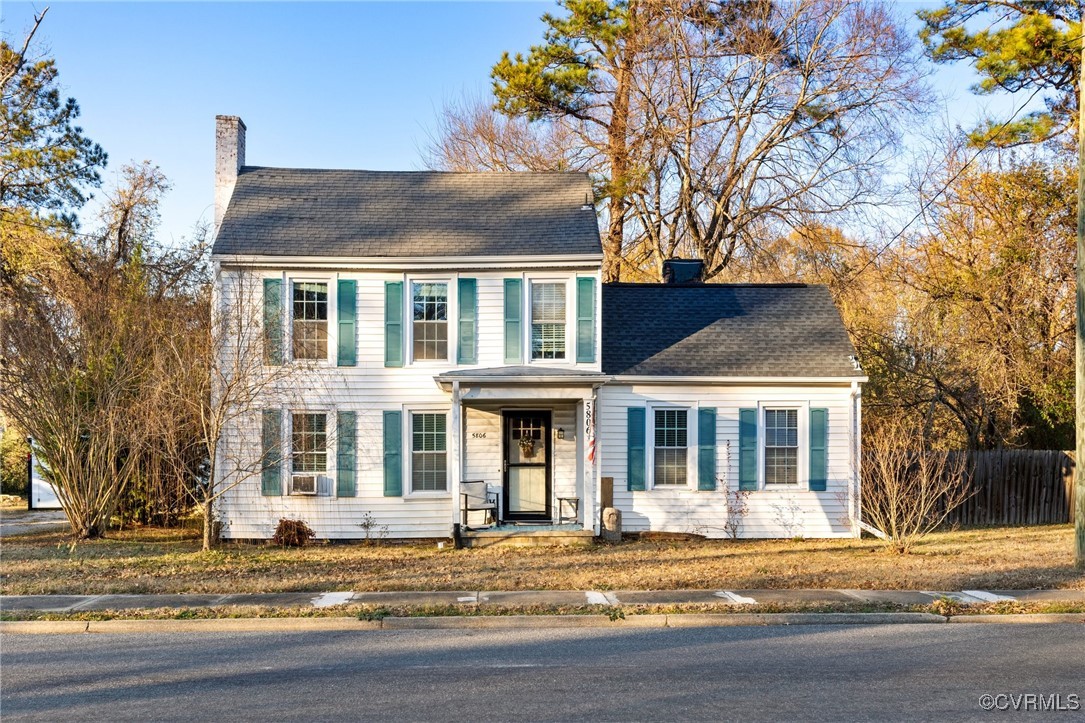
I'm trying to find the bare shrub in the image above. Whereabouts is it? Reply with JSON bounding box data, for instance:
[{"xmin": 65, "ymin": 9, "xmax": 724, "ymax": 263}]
[
  {"xmin": 862, "ymin": 418, "xmax": 972, "ymax": 553},
  {"xmin": 723, "ymin": 488, "xmax": 750, "ymax": 540}
]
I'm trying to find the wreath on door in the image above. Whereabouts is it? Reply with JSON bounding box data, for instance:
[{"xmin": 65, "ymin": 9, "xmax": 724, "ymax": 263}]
[{"xmin": 518, "ymin": 435, "xmax": 537, "ymax": 458}]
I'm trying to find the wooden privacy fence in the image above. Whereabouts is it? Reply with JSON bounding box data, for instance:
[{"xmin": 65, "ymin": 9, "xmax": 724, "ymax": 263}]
[{"xmin": 944, "ymin": 449, "xmax": 1075, "ymax": 526}]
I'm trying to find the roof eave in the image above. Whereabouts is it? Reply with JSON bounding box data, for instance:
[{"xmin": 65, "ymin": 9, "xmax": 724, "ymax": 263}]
[
  {"xmin": 211, "ymin": 253, "xmax": 604, "ymax": 269},
  {"xmin": 606, "ymin": 374, "xmax": 868, "ymax": 385}
]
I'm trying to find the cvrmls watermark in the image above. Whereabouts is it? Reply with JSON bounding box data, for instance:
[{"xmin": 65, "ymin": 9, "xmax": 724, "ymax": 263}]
[{"xmin": 978, "ymin": 694, "xmax": 1080, "ymax": 712}]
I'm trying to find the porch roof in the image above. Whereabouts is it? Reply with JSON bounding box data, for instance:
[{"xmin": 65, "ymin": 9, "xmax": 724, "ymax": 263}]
[{"xmin": 435, "ymin": 366, "xmax": 610, "ymax": 391}]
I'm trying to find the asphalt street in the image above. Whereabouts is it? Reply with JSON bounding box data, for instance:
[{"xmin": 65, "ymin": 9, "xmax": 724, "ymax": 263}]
[{"xmin": 3, "ymin": 624, "xmax": 1083, "ymax": 721}]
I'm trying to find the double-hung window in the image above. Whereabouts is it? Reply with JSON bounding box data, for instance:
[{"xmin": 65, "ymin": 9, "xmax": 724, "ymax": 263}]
[
  {"xmin": 764, "ymin": 408, "xmax": 799, "ymax": 485},
  {"xmin": 292, "ymin": 282, "xmax": 328, "ymax": 361},
  {"xmin": 291, "ymin": 413, "xmax": 327, "ymax": 474},
  {"xmin": 531, "ymin": 282, "xmax": 566, "ymax": 360},
  {"xmin": 411, "ymin": 412, "xmax": 447, "ymax": 492},
  {"xmin": 412, "ymin": 282, "xmax": 448, "ymax": 361},
  {"xmin": 653, "ymin": 409, "xmax": 688, "ymax": 486}
]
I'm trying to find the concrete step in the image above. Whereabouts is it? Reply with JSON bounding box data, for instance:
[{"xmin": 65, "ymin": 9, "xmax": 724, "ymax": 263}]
[{"xmin": 460, "ymin": 528, "xmax": 594, "ymax": 548}]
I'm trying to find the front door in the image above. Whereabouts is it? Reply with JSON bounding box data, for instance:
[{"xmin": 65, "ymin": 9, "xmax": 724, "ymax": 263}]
[{"xmin": 503, "ymin": 411, "xmax": 551, "ymax": 522}]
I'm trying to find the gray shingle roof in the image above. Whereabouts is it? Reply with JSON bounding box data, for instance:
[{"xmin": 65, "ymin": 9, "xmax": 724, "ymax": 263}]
[
  {"xmin": 602, "ymin": 283, "xmax": 862, "ymax": 378},
  {"xmin": 212, "ymin": 167, "xmax": 602, "ymax": 258}
]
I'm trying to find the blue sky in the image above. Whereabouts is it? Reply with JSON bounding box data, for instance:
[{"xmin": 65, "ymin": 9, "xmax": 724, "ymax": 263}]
[{"xmin": 2, "ymin": 1, "xmax": 1024, "ymax": 245}]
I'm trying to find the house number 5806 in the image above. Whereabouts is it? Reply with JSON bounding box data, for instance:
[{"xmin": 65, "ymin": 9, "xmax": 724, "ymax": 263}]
[{"xmin": 471, "ymin": 432, "xmax": 487, "ymax": 439}]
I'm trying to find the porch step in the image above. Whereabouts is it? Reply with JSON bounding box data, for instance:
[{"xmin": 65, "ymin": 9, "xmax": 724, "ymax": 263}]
[{"xmin": 460, "ymin": 527, "xmax": 594, "ymax": 548}]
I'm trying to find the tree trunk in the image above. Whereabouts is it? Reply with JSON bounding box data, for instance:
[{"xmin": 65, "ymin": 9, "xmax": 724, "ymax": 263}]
[
  {"xmin": 202, "ymin": 498, "xmax": 218, "ymax": 551},
  {"xmin": 602, "ymin": 10, "xmax": 634, "ymax": 283}
]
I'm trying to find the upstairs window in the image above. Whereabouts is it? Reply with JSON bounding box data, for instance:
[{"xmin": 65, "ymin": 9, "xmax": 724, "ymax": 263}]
[
  {"xmin": 653, "ymin": 409, "xmax": 688, "ymax": 486},
  {"xmin": 292, "ymin": 282, "xmax": 328, "ymax": 360},
  {"xmin": 291, "ymin": 413, "xmax": 327, "ymax": 473},
  {"xmin": 531, "ymin": 282, "xmax": 566, "ymax": 360},
  {"xmin": 764, "ymin": 408, "xmax": 799, "ymax": 485},
  {"xmin": 412, "ymin": 282, "xmax": 448, "ymax": 361}
]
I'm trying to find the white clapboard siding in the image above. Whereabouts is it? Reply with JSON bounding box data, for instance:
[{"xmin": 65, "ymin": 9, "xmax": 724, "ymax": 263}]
[
  {"xmin": 216, "ymin": 267, "xmax": 601, "ymax": 539},
  {"xmin": 597, "ymin": 383, "xmax": 858, "ymax": 539}
]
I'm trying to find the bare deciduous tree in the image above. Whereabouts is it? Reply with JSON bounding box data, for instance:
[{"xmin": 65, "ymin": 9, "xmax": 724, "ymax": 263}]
[
  {"xmin": 151, "ymin": 269, "xmax": 307, "ymax": 550},
  {"xmin": 429, "ymin": 0, "xmax": 929, "ymax": 281},
  {"xmin": 424, "ymin": 96, "xmax": 590, "ymax": 173},
  {"xmin": 627, "ymin": 0, "xmax": 929, "ymax": 278},
  {"xmin": 0, "ymin": 164, "xmax": 183, "ymax": 538}
]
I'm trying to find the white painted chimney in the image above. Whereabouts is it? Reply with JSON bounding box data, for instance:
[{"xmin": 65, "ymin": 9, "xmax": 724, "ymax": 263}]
[{"xmin": 214, "ymin": 115, "xmax": 246, "ymax": 237}]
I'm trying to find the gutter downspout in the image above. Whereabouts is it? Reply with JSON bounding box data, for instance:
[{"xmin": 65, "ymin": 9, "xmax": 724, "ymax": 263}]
[
  {"xmin": 849, "ymin": 381, "xmax": 861, "ymax": 538},
  {"xmin": 849, "ymin": 381, "xmax": 887, "ymax": 540}
]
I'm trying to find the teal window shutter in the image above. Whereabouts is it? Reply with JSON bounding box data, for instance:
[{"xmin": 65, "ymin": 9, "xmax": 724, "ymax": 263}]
[
  {"xmin": 576, "ymin": 277, "xmax": 596, "ymax": 363},
  {"xmin": 698, "ymin": 407, "xmax": 717, "ymax": 491},
  {"xmin": 627, "ymin": 407, "xmax": 646, "ymax": 491},
  {"xmin": 458, "ymin": 277, "xmax": 477, "ymax": 364},
  {"xmin": 504, "ymin": 278, "xmax": 522, "ymax": 364},
  {"xmin": 739, "ymin": 408, "xmax": 757, "ymax": 491},
  {"xmin": 336, "ymin": 411, "xmax": 357, "ymax": 497},
  {"xmin": 263, "ymin": 278, "xmax": 283, "ymax": 366},
  {"xmin": 383, "ymin": 410, "xmax": 402, "ymax": 496},
  {"xmin": 337, "ymin": 280, "xmax": 357, "ymax": 366},
  {"xmin": 809, "ymin": 408, "xmax": 828, "ymax": 492},
  {"xmin": 260, "ymin": 409, "xmax": 282, "ymax": 496},
  {"xmin": 384, "ymin": 281, "xmax": 403, "ymax": 367}
]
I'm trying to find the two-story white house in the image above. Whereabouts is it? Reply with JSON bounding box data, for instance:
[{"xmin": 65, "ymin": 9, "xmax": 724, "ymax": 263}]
[{"xmin": 211, "ymin": 116, "xmax": 867, "ymax": 542}]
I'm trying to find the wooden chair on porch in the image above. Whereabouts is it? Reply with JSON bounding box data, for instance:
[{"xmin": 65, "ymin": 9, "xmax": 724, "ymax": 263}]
[{"xmin": 460, "ymin": 480, "xmax": 498, "ymax": 529}]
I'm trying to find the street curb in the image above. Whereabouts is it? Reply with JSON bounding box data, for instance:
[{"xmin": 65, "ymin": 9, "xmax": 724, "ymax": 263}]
[
  {"xmin": 380, "ymin": 614, "xmax": 668, "ymax": 629},
  {"xmin": 664, "ymin": 612, "xmax": 947, "ymax": 626},
  {"xmin": 0, "ymin": 618, "xmax": 382, "ymax": 634},
  {"xmin": 1, "ymin": 621, "xmax": 91, "ymax": 634},
  {"xmin": 947, "ymin": 613, "xmax": 1085, "ymax": 624},
  {"xmin": 6, "ymin": 611, "xmax": 1085, "ymax": 634}
]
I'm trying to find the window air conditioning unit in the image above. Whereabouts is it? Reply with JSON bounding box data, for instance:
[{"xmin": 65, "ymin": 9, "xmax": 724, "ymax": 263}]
[{"xmin": 291, "ymin": 475, "xmax": 318, "ymax": 495}]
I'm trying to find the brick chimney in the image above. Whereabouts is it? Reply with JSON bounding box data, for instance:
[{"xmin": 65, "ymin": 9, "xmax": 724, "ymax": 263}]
[
  {"xmin": 214, "ymin": 115, "xmax": 246, "ymax": 237},
  {"xmin": 662, "ymin": 258, "xmax": 705, "ymax": 284}
]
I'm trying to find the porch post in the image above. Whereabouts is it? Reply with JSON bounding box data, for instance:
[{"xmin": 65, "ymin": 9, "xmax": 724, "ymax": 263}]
[
  {"xmin": 582, "ymin": 390, "xmax": 598, "ymax": 534},
  {"xmin": 450, "ymin": 381, "xmax": 462, "ymax": 531}
]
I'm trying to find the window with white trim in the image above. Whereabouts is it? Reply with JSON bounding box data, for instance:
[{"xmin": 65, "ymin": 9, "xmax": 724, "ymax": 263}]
[
  {"xmin": 764, "ymin": 408, "xmax": 798, "ymax": 485},
  {"xmin": 291, "ymin": 282, "xmax": 328, "ymax": 360},
  {"xmin": 531, "ymin": 282, "xmax": 566, "ymax": 360},
  {"xmin": 411, "ymin": 412, "xmax": 447, "ymax": 492},
  {"xmin": 412, "ymin": 282, "xmax": 448, "ymax": 361},
  {"xmin": 653, "ymin": 409, "xmax": 688, "ymax": 486},
  {"xmin": 291, "ymin": 412, "xmax": 327, "ymax": 473}
]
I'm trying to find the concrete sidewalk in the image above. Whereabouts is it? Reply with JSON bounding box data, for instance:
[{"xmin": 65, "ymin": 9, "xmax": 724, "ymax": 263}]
[{"xmin": 3, "ymin": 588, "xmax": 1083, "ymax": 613}]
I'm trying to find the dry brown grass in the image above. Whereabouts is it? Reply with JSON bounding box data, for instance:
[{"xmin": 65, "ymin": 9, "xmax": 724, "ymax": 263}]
[
  {"xmin": 0, "ymin": 495, "xmax": 27, "ymax": 510},
  {"xmin": 1, "ymin": 525, "xmax": 1081, "ymax": 595}
]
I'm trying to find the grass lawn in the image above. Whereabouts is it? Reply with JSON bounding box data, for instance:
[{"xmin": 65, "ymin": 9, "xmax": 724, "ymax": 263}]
[{"xmin": 1, "ymin": 524, "xmax": 1082, "ymax": 596}]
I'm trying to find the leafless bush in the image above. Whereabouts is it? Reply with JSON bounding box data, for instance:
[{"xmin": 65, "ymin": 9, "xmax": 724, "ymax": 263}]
[
  {"xmin": 723, "ymin": 488, "xmax": 750, "ymax": 540},
  {"xmin": 862, "ymin": 418, "xmax": 972, "ymax": 553}
]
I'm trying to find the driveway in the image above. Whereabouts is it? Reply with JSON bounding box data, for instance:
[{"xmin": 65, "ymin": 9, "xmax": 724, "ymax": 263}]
[{"xmin": 0, "ymin": 509, "xmax": 69, "ymax": 537}]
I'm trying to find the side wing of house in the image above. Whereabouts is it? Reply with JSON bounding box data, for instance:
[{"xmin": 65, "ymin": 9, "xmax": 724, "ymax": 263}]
[
  {"xmin": 597, "ymin": 282, "xmax": 865, "ymax": 539},
  {"xmin": 598, "ymin": 382, "xmax": 860, "ymax": 538}
]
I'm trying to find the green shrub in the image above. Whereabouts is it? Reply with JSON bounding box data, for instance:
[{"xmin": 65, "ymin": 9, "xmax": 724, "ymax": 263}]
[{"xmin": 0, "ymin": 426, "xmax": 30, "ymax": 497}]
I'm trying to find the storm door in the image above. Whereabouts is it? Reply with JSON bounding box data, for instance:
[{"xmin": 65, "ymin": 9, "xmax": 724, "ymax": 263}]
[{"xmin": 502, "ymin": 411, "xmax": 552, "ymax": 521}]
